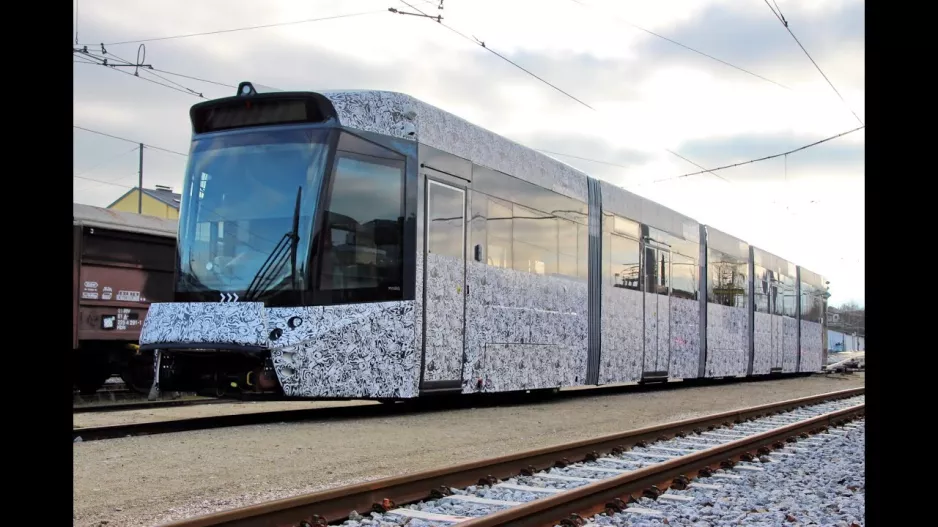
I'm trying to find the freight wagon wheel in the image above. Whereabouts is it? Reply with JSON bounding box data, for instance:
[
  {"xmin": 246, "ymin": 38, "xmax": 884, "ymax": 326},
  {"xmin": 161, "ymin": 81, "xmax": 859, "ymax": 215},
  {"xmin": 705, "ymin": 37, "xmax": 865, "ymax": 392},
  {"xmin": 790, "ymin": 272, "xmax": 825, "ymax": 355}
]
[{"xmin": 121, "ymin": 354, "xmax": 155, "ymax": 395}]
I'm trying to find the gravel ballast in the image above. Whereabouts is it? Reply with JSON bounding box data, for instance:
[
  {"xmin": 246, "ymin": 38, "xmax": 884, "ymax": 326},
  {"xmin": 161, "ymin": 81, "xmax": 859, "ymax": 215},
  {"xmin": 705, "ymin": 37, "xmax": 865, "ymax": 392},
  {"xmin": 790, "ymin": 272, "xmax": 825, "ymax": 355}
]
[
  {"xmin": 590, "ymin": 419, "xmax": 865, "ymax": 526},
  {"xmin": 73, "ymin": 373, "xmax": 863, "ymax": 527}
]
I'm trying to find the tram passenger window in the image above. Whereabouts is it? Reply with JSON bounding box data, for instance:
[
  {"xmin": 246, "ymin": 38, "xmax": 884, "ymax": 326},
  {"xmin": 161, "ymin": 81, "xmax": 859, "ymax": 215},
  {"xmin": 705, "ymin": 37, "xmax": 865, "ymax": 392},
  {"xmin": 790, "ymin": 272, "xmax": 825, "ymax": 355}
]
[
  {"xmin": 671, "ymin": 253, "xmax": 698, "ymax": 300},
  {"xmin": 610, "ymin": 234, "xmax": 640, "ymax": 290},
  {"xmin": 486, "ymin": 197, "xmax": 512, "ymax": 268},
  {"xmin": 577, "ymin": 223, "xmax": 589, "ymax": 280},
  {"xmin": 753, "ymin": 266, "xmax": 770, "ymax": 313},
  {"xmin": 427, "ymin": 181, "xmax": 465, "ymax": 259},
  {"xmin": 512, "ymin": 203, "xmax": 557, "ymax": 275},
  {"xmin": 779, "ymin": 275, "xmax": 796, "ymax": 317},
  {"xmin": 801, "ymin": 282, "xmax": 821, "ymax": 322},
  {"xmin": 558, "ymin": 218, "xmax": 578, "ymax": 278},
  {"xmin": 470, "ymin": 192, "xmax": 487, "ymax": 262},
  {"xmin": 318, "ymin": 138, "xmax": 404, "ymax": 303},
  {"xmin": 707, "ymin": 249, "xmax": 747, "ymax": 308}
]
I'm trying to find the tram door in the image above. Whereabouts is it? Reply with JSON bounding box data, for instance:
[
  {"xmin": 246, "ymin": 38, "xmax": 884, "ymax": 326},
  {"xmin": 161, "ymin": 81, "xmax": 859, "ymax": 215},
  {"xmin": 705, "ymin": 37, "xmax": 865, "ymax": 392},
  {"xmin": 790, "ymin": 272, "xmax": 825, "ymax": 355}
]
[
  {"xmin": 422, "ymin": 179, "xmax": 468, "ymax": 384},
  {"xmin": 643, "ymin": 241, "xmax": 672, "ymax": 378}
]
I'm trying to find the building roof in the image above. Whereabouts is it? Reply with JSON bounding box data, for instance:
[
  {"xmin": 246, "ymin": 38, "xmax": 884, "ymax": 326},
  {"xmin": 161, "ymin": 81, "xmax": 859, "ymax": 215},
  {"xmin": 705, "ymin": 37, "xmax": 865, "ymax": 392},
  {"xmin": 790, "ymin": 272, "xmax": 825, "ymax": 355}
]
[
  {"xmin": 74, "ymin": 202, "xmax": 178, "ymax": 237},
  {"xmin": 107, "ymin": 186, "xmax": 182, "ymax": 209}
]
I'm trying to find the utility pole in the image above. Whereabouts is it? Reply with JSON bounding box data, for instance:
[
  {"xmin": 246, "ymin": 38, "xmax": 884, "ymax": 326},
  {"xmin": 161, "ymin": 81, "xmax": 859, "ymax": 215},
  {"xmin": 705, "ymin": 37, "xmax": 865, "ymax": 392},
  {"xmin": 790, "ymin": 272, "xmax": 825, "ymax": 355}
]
[{"xmin": 138, "ymin": 143, "xmax": 144, "ymax": 214}]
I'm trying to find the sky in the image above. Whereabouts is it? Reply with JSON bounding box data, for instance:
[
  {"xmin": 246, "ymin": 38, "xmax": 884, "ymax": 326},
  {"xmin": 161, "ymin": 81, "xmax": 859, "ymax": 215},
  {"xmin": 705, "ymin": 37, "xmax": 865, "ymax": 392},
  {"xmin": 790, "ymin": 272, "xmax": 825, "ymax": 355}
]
[{"xmin": 72, "ymin": 0, "xmax": 865, "ymax": 307}]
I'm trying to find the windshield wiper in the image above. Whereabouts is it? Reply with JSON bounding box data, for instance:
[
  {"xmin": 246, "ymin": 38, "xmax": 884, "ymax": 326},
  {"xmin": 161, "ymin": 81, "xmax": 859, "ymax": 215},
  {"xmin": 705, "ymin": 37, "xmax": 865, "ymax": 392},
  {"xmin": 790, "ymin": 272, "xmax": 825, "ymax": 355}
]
[{"xmin": 243, "ymin": 187, "xmax": 302, "ymax": 302}]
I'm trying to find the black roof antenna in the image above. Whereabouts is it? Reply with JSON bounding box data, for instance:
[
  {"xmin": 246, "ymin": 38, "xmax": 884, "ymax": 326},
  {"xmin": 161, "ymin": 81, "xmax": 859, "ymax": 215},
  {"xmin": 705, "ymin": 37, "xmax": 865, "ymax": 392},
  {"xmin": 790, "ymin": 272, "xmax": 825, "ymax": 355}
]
[{"xmin": 237, "ymin": 81, "xmax": 257, "ymax": 97}]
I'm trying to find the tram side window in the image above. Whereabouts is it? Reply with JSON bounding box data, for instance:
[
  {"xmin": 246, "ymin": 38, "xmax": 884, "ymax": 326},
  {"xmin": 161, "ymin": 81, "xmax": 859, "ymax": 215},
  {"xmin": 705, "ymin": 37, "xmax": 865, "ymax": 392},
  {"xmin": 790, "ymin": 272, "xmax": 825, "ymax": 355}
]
[
  {"xmin": 512, "ymin": 203, "xmax": 557, "ymax": 275},
  {"xmin": 753, "ymin": 265, "xmax": 770, "ymax": 314},
  {"xmin": 318, "ymin": 137, "xmax": 405, "ymax": 303},
  {"xmin": 801, "ymin": 282, "xmax": 822, "ymax": 323},
  {"xmin": 486, "ymin": 197, "xmax": 512, "ymax": 268},
  {"xmin": 558, "ymin": 217, "xmax": 579, "ymax": 278},
  {"xmin": 707, "ymin": 249, "xmax": 747, "ymax": 308},
  {"xmin": 610, "ymin": 234, "xmax": 641, "ymax": 290},
  {"xmin": 577, "ymin": 223, "xmax": 589, "ymax": 280},
  {"xmin": 671, "ymin": 253, "xmax": 698, "ymax": 300},
  {"xmin": 778, "ymin": 275, "xmax": 797, "ymax": 318}
]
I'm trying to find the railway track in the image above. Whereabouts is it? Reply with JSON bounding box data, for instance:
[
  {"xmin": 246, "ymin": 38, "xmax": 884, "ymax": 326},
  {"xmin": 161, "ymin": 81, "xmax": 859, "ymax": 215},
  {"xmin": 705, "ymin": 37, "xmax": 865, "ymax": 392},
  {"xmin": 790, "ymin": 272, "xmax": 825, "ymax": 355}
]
[
  {"xmin": 71, "ymin": 374, "xmax": 827, "ymax": 441},
  {"xmin": 156, "ymin": 387, "xmax": 863, "ymax": 527}
]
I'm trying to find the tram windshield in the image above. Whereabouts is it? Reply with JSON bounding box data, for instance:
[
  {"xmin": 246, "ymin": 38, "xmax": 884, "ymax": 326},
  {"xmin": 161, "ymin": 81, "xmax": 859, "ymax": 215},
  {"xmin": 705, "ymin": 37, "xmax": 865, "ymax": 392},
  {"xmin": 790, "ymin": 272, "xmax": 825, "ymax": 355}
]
[{"xmin": 176, "ymin": 127, "xmax": 331, "ymax": 301}]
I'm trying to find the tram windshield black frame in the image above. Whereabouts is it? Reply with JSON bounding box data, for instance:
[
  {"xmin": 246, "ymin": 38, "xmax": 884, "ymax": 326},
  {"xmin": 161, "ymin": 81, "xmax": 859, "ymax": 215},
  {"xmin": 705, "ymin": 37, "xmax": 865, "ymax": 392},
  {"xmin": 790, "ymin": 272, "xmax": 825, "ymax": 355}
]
[{"xmin": 174, "ymin": 124, "xmax": 408, "ymax": 307}]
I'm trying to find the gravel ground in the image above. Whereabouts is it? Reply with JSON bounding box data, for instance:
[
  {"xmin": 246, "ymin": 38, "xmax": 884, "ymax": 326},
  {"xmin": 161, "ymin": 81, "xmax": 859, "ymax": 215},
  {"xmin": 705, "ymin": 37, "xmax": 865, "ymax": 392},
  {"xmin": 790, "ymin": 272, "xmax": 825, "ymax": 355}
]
[
  {"xmin": 73, "ymin": 373, "xmax": 863, "ymax": 527},
  {"xmin": 73, "ymin": 399, "xmax": 377, "ymax": 429}
]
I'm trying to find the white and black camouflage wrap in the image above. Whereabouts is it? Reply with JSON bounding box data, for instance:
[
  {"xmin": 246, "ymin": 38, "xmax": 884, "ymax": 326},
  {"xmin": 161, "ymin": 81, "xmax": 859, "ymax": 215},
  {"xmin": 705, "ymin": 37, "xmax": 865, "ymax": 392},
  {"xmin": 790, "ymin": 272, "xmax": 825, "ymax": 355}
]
[
  {"xmin": 140, "ymin": 301, "xmax": 420, "ymax": 398},
  {"xmin": 643, "ymin": 294, "xmax": 667, "ymax": 372},
  {"xmin": 463, "ymin": 262, "xmax": 588, "ymax": 393},
  {"xmin": 668, "ymin": 297, "xmax": 701, "ymax": 379},
  {"xmin": 598, "ymin": 286, "xmax": 644, "ymax": 384},
  {"xmin": 799, "ymin": 320, "xmax": 824, "ymax": 372},
  {"xmin": 140, "ymin": 302, "xmax": 270, "ymax": 346},
  {"xmin": 752, "ymin": 312, "xmax": 774, "ymax": 375},
  {"xmin": 320, "ymin": 90, "xmax": 589, "ymax": 202},
  {"xmin": 705, "ymin": 303, "xmax": 749, "ymax": 377},
  {"xmin": 782, "ymin": 316, "xmax": 799, "ymax": 373},
  {"xmin": 421, "ymin": 253, "xmax": 466, "ymax": 382}
]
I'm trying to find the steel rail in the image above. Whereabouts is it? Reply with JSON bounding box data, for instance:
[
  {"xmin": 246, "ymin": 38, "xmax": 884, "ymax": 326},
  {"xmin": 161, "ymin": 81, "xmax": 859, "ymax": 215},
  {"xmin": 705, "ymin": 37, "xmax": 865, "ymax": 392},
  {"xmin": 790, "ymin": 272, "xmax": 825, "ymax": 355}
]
[{"xmin": 158, "ymin": 387, "xmax": 863, "ymax": 527}]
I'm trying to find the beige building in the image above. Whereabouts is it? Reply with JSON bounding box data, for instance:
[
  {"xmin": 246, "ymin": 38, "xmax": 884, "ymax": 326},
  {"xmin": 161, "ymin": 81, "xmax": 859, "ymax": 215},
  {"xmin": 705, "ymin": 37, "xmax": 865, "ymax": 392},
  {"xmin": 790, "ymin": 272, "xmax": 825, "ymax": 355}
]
[{"xmin": 107, "ymin": 185, "xmax": 180, "ymax": 219}]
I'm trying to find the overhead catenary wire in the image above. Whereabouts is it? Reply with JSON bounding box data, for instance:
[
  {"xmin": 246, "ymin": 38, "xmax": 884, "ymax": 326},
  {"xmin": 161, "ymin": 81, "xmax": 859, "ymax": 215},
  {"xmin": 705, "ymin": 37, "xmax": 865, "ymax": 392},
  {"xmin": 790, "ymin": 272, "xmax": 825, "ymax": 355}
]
[
  {"xmin": 74, "ymin": 46, "xmax": 211, "ymax": 98},
  {"xmin": 566, "ymin": 0, "xmax": 790, "ymax": 90},
  {"xmin": 73, "ymin": 125, "xmax": 189, "ymax": 157},
  {"xmin": 762, "ymin": 0, "xmax": 863, "ymax": 126},
  {"xmin": 74, "ymin": 174, "xmax": 129, "ymax": 189},
  {"xmin": 74, "ymin": 145, "xmax": 141, "ymax": 178},
  {"xmin": 395, "ymin": 0, "xmax": 595, "ymax": 111},
  {"xmin": 392, "ymin": 0, "xmax": 793, "ymax": 190},
  {"xmin": 149, "ymin": 67, "xmax": 236, "ymax": 88},
  {"xmin": 650, "ymin": 124, "xmax": 864, "ymax": 183},
  {"xmin": 75, "ymin": 2, "xmax": 860, "ymax": 200},
  {"xmin": 75, "ymin": 59, "xmax": 205, "ymax": 98},
  {"xmin": 87, "ymin": 10, "xmax": 385, "ymax": 47}
]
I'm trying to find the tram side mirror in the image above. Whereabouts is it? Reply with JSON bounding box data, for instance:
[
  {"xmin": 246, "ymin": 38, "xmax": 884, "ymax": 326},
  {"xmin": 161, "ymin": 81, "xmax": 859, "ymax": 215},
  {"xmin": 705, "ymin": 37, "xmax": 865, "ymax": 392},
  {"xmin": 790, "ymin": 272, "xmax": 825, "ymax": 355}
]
[{"xmin": 474, "ymin": 244, "xmax": 482, "ymax": 262}]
